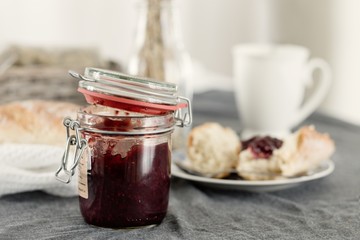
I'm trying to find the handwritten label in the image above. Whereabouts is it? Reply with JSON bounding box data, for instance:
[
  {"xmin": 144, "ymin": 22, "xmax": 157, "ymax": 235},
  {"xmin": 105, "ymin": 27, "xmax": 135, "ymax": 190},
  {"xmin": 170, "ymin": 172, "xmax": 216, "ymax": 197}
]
[{"xmin": 78, "ymin": 149, "xmax": 89, "ymax": 199}]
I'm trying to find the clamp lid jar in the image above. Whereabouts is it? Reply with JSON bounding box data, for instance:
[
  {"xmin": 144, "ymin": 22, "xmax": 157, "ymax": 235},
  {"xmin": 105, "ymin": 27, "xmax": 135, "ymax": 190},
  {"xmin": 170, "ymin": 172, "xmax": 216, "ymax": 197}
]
[{"xmin": 55, "ymin": 68, "xmax": 192, "ymax": 228}]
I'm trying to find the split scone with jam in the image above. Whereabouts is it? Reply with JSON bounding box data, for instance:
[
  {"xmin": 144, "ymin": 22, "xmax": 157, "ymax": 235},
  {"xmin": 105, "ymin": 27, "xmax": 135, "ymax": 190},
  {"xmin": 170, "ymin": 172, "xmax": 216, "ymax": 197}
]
[{"xmin": 237, "ymin": 126, "xmax": 335, "ymax": 180}]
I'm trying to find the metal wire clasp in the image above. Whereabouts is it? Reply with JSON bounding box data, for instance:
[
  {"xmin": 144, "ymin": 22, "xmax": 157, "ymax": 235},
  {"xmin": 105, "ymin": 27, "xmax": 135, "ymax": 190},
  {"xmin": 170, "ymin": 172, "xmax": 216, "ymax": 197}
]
[
  {"xmin": 175, "ymin": 96, "xmax": 192, "ymax": 127},
  {"xmin": 55, "ymin": 117, "xmax": 87, "ymax": 184}
]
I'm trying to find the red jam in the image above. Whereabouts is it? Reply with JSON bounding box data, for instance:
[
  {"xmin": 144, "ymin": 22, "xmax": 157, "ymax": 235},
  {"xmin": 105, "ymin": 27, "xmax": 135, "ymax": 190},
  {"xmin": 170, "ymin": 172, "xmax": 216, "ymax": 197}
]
[
  {"xmin": 77, "ymin": 106, "xmax": 174, "ymax": 228},
  {"xmin": 241, "ymin": 136, "xmax": 283, "ymax": 159},
  {"xmin": 79, "ymin": 135, "xmax": 171, "ymax": 228}
]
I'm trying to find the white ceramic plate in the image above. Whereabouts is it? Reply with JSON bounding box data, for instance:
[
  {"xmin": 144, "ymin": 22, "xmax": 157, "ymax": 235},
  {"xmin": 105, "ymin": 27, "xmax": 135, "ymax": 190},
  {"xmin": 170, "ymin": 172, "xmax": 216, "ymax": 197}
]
[{"xmin": 171, "ymin": 160, "xmax": 334, "ymax": 192}]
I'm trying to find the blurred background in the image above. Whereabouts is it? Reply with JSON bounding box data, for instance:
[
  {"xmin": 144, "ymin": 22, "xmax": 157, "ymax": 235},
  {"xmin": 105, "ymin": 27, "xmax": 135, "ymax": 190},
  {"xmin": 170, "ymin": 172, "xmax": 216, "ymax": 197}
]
[{"xmin": 0, "ymin": 0, "xmax": 359, "ymax": 125}]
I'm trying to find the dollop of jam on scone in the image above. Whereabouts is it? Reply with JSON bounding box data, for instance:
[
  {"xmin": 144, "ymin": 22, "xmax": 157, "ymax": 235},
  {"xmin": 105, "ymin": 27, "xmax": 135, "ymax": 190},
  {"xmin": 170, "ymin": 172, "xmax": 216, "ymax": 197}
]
[{"xmin": 241, "ymin": 136, "xmax": 283, "ymax": 159}]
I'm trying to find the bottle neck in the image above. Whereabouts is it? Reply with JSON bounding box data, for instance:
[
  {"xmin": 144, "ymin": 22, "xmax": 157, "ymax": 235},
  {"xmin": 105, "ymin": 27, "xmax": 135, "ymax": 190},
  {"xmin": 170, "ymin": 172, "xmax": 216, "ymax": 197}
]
[{"xmin": 134, "ymin": 0, "xmax": 184, "ymax": 49}]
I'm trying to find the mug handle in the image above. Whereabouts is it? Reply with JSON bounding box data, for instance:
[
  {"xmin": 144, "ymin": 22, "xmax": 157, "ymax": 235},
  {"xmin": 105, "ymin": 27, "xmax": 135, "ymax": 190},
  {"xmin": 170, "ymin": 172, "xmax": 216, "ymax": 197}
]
[{"xmin": 291, "ymin": 58, "xmax": 332, "ymax": 127}]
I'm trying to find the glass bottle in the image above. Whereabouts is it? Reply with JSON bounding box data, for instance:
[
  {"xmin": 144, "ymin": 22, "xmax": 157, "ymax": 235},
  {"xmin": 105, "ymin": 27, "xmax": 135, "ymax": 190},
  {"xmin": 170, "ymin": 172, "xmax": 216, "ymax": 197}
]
[{"xmin": 127, "ymin": 0, "xmax": 193, "ymax": 150}]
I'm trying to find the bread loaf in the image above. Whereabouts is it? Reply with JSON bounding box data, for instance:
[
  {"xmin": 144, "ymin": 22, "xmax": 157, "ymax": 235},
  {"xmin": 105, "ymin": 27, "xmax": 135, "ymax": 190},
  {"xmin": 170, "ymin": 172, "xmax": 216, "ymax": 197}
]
[{"xmin": 0, "ymin": 100, "xmax": 79, "ymax": 146}]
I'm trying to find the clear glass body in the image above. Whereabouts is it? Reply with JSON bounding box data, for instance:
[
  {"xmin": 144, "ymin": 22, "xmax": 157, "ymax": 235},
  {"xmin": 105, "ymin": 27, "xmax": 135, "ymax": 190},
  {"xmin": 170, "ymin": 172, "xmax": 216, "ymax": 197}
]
[
  {"xmin": 77, "ymin": 105, "xmax": 174, "ymax": 228},
  {"xmin": 127, "ymin": 0, "xmax": 192, "ymax": 150}
]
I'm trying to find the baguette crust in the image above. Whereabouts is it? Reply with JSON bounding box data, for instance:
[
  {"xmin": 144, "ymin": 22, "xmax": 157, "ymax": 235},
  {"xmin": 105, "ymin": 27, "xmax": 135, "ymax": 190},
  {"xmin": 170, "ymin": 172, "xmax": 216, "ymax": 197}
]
[{"xmin": 0, "ymin": 100, "xmax": 79, "ymax": 146}]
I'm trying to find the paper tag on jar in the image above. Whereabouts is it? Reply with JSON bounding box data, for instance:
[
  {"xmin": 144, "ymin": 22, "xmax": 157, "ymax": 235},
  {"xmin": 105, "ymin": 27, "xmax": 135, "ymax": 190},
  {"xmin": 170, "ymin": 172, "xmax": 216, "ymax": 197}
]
[{"xmin": 78, "ymin": 149, "xmax": 89, "ymax": 199}]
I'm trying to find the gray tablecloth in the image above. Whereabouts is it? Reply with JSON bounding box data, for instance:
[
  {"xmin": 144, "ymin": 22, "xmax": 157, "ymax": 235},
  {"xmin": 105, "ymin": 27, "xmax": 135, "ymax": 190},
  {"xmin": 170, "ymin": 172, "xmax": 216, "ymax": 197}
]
[{"xmin": 1, "ymin": 91, "xmax": 359, "ymax": 240}]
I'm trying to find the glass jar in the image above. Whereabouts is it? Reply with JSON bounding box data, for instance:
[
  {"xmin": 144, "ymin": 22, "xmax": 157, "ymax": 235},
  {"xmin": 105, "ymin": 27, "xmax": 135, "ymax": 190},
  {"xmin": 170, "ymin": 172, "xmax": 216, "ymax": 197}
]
[
  {"xmin": 127, "ymin": 0, "xmax": 193, "ymax": 150},
  {"xmin": 78, "ymin": 105, "xmax": 173, "ymax": 228},
  {"xmin": 55, "ymin": 68, "xmax": 191, "ymax": 228}
]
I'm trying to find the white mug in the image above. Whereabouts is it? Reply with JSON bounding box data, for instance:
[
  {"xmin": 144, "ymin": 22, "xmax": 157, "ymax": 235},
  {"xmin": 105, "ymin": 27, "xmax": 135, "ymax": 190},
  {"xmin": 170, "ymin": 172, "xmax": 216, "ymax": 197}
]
[{"xmin": 232, "ymin": 44, "xmax": 331, "ymax": 139}]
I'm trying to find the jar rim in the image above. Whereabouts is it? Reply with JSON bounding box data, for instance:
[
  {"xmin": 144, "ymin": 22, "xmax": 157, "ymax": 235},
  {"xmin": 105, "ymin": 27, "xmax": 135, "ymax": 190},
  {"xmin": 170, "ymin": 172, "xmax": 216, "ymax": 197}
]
[
  {"xmin": 78, "ymin": 105, "xmax": 173, "ymax": 119},
  {"xmin": 77, "ymin": 105, "xmax": 176, "ymax": 135}
]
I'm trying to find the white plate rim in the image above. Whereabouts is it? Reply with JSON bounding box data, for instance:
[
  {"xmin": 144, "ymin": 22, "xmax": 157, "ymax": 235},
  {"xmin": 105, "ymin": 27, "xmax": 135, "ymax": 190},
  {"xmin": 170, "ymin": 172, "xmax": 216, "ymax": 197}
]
[{"xmin": 171, "ymin": 160, "xmax": 334, "ymax": 187}]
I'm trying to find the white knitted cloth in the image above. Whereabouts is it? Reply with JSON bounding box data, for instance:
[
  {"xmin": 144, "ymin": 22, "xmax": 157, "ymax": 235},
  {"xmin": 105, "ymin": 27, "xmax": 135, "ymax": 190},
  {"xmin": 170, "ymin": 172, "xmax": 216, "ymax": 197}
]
[{"xmin": 0, "ymin": 144, "xmax": 78, "ymax": 197}]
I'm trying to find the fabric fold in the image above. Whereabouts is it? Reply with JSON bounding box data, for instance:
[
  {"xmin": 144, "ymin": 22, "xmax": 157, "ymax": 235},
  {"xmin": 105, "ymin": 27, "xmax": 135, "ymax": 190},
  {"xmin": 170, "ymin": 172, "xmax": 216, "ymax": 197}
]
[{"xmin": 0, "ymin": 144, "xmax": 78, "ymax": 197}]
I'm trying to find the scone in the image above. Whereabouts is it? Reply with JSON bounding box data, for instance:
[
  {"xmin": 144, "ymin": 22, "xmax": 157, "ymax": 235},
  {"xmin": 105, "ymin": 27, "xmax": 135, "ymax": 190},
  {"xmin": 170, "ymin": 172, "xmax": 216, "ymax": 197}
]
[
  {"xmin": 277, "ymin": 125, "xmax": 335, "ymax": 177},
  {"xmin": 0, "ymin": 100, "xmax": 79, "ymax": 146},
  {"xmin": 186, "ymin": 122, "xmax": 241, "ymax": 178},
  {"xmin": 237, "ymin": 126, "xmax": 335, "ymax": 180}
]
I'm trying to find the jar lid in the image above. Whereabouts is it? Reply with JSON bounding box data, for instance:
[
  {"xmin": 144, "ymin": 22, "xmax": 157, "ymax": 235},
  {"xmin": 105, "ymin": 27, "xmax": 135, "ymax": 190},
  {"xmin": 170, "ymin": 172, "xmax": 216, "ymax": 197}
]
[{"xmin": 69, "ymin": 68, "xmax": 191, "ymax": 126}]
